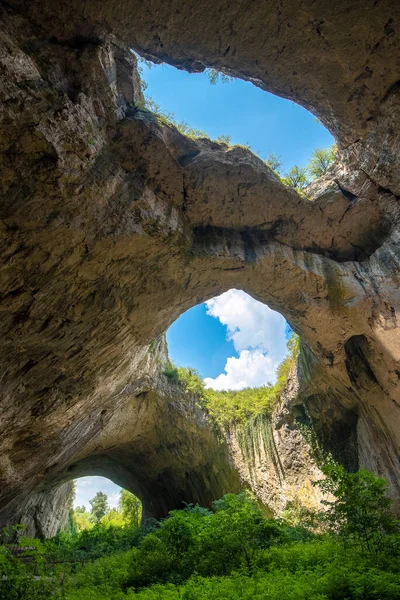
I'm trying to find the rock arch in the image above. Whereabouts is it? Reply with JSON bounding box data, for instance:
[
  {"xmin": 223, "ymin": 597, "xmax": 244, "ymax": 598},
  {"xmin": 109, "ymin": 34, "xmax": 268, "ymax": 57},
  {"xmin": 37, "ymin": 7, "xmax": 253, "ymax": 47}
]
[{"xmin": 1, "ymin": 0, "xmax": 400, "ymax": 530}]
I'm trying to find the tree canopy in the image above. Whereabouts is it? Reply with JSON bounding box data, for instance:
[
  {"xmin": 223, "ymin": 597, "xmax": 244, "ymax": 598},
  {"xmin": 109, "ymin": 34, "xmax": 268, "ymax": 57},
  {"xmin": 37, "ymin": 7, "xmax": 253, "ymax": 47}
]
[{"xmin": 89, "ymin": 491, "xmax": 109, "ymax": 523}]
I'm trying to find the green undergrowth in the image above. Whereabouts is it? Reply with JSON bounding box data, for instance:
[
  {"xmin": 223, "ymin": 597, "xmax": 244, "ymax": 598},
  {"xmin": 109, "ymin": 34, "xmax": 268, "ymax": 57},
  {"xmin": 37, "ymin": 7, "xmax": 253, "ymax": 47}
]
[
  {"xmin": 2, "ymin": 468, "xmax": 400, "ymax": 599},
  {"xmin": 63, "ymin": 538, "xmax": 400, "ymax": 600},
  {"xmin": 164, "ymin": 334, "xmax": 300, "ymax": 430}
]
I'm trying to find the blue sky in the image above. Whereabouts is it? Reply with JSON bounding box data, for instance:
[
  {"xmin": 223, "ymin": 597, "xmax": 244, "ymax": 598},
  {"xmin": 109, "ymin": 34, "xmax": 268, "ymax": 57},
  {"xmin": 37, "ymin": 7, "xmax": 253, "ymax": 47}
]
[
  {"xmin": 75, "ymin": 61, "xmax": 333, "ymax": 508},
  {"xmin": 138, "ymin": 60, "xmax": 332, "ymax": 387},
  {"xmin": 74, "ymin": 476, "xmax": 121, "ymax": 511},
  {"xmin": 141, "ymin": 62, "xmax": 333, "ymax": 172}
]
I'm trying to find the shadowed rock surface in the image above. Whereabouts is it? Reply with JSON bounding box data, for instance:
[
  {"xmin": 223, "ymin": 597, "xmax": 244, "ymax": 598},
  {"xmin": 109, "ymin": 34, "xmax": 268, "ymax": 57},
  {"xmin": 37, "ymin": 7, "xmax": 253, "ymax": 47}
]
[{"xmin": 1, "ymin": 0, "xmax": 400, "ymax": 532}]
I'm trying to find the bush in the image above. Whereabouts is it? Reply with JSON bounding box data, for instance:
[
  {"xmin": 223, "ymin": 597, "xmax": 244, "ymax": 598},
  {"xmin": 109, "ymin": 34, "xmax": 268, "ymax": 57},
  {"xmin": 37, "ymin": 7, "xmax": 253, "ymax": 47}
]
[
  {"xmin": 0, "ymin": 534, "xmax": 63, "ymax": 600},
  {"xmin": 46, "ymin": 520, "xmax": 156, "ymax": 564},
  {"xmin": 126, "ymin": 493, "xmax": 291, "ymax": 589},
  {"xmin": 315, "ymin": 464, "xmax": 399, "ymax": 555}
]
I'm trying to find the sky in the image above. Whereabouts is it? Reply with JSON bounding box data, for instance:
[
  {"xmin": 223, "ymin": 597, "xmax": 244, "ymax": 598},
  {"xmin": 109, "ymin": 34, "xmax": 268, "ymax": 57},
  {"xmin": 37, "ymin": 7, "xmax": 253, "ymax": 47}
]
[
  {"xmin": 140, "ymin": 61, "xmax": 333, "ymax": 171},
  {"xmin": 168, "ymin": 290, "xmax": 292, "ymax": 390},
  {"xmin": 75, "ymin": 60, "xmax": 333, "ymax": 509},
  {"xmin": 74, "ymin": 476, "xmax": 121, "ymax": 511}
]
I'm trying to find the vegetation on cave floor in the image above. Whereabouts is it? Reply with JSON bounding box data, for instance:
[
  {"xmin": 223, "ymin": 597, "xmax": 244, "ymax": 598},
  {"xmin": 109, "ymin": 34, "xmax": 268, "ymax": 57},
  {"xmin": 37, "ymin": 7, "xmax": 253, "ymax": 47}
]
[
  {"xmin": 163, "ymin": 333, "xmax": 300, "ymax": 429},
  {"xmin": 1, "ymin": 466, "xmax": 400, "ymax": 599},
  {"xmin": 72, "ymin": 488, "xmax": 142, "ymax": 533}
]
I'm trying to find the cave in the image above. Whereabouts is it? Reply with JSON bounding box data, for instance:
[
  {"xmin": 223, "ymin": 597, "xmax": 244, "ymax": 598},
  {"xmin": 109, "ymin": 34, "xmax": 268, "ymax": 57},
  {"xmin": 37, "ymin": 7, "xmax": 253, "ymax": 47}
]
[{"xmin": 1, "ymin": 0, "xmax": 400, "ymax": 534}]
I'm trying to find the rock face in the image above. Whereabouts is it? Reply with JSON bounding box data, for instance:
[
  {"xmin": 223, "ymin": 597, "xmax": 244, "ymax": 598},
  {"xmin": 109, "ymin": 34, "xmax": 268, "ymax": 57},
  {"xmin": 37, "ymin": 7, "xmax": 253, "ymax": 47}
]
[
  {"xmin": 0, "ymin": 336, "xmax": 241, "ymax": 531},
  {"xmin": 1, "ymin": 0, "xmax": 400, "ymax": 531},
  {"xmin": 225, "ymin": 366, "xmax": 327, "ymax": 516},
  {"xmin": 7, "ymin": 482, "xmax": 75, "ymax": 539}
]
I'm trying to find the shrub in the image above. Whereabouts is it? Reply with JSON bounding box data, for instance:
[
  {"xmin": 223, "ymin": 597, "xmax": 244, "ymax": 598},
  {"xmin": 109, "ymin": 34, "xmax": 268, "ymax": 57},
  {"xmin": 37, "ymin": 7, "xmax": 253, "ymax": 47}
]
[
  {"xmin": 307, "ymin": 146, "xmax": 336, "ymax": 178},
  {"xmin": 0, "ymin": 534, "xmax": 63, "ymax": 600},
  {"xmin": 314, "ymin": 464, "xmax": 399, "ymax": 555}
]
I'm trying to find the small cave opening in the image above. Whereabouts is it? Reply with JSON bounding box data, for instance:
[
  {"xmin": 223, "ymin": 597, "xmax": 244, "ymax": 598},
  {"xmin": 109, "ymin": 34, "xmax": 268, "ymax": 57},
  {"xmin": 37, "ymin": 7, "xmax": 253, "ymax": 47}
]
[{"xmin": 71, "ymin": 476, "xmax": 142, "ymax": 533}]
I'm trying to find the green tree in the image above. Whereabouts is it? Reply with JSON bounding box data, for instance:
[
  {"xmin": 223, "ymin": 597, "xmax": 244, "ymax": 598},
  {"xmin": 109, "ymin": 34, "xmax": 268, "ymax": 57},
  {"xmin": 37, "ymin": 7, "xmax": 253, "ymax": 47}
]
[
  {"xmin": 207, "ymin": 69, "xmax": 233, "ymax": 85},
  {"xmin": 315, "ymin": 465, "xmax": 398, "ymax": 555},
  {"xmin": 216, "ymin": 134, "xmax": 232, "ymax": 145},
  {"xmin": 281, "ymin": 165, "xmax": 309, "ymax": 192},
  {"xmin": 197, "ymin": 493, "xmax": 283, "ymax": 575},
  {"xmin": 265, "ymin": 152, "xmax": 282, "ymax": 174},
  {"xmin": 89, "ymin": 491, "xmax": 109, "ymax": 524},
  {"xmin": 119, "ymin": 490, "xmax": 142, "ymax": 527},
  {"xmin": 100, "ymin": 508, "xmax": 126, "ymax": 527},
  {"xmin": 74, "ymin": 508, "xmax": 94, "ymax": 531},
  {"xmin": 307, "ymin": 146, "xmax": 336, "ymax": 178}
]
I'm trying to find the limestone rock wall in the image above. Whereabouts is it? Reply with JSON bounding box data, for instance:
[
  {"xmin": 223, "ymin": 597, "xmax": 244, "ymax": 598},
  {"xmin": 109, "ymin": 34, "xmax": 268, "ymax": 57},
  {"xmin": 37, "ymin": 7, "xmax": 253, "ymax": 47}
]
[
  {"xmin": 4, "ymin": 482, "xmax": 75, "ymax": 539},
  {"xmin": 225, "ymin": 366, "xmax": 326, "ymax": 515},
  {"xmin": 1, "ymin": 0, "xmax": 400, "ymax": 531}
]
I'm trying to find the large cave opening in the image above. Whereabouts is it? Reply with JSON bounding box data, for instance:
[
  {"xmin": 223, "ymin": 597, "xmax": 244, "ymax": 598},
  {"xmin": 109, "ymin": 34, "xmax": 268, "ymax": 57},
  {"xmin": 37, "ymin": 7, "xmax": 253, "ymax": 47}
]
[
  {"xmin": 136, "ymin": 56, "xmax": 335, "ymax": 190},
  {"xmin": 166, "ymin": 288, "xmax": 293, "ymax": 391}
]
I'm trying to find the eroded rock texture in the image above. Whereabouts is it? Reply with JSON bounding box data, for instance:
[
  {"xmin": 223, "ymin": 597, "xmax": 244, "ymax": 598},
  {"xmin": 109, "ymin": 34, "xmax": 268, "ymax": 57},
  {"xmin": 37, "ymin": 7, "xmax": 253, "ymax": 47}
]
[
  {"xmin": 225, "ymin": 366, "xmax": 327, "ymax": 516},
  {"xmin": 1, "ymin": 0, "xmax": 400, "ymax": 531}
]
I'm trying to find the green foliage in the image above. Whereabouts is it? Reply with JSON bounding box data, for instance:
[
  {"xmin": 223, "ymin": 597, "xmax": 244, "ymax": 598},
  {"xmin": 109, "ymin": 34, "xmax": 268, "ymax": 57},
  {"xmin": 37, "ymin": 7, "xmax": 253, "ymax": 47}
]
[
  {"xmin": 119, "ymin": 490, "xmax": 142, "ymax": 528},
  {"xmin": 279, "ymin": 146, "xmax": 336, "ymax": 195},
  {"xmin": 125, "ymin": 492, "xmax": 291, "ymax": 589},
  {"xmin": 141, "ymin": 98, "xmax": 209, "ymax": 139},
  {"xmin": 140, "ymin": 98, "xmax": 236, "ymax": 147},
  {"xmin": 166, "ymin": 333, "xmax": 300, "ymax": 429},
  {"xmin": 307, "ymin": 146, "xmax": 336, "ymax": 178},
  {"xmin": 100, "ymin": 509, "xmax": 126, "ymax": 528},
  {"xmin": 89, "ymin": 491, "xmax": 109, "ymax": 523},
  {"xmin": 46, "ymin": 519, "xmax": 156, "ymax": 565},
  {"xmin": 281, "ymin": 165, "xmax": 309, "ymax": 192},
  {"xmin": 66, "ymin": 508, "xmax": 79, "ymax": 535},
  {"xmin": 64, "ymin": 530, "xmax": 400, "ymax": 600},
  {"xmin": 133, "ymin": 564, "xmax": 400, "ymax": 600},
  {"xmin": 136, "ymin": 54, "xmax": 154, "ymax": 92},
  {"xmin": 5, "ymin": 470, "xmax": 400, "ymax": 600},
  {"xmin": 265, "ymin": 152, "xmax": 282, "ymax": 173},
  {"xmin": 175, "ymin": 366, "xmax": 206, "ymax": 396},
  {"xmin": 197, "ymin": 493, "xmax": 285, "ymax": 575},
  {"xmin": 0, "ymin": 531, "xmax": 63, "ymax": 599},
  {"xmin": 216, "ymin": 134, "xmax": 232, "ymax": 145},
  {"xmin": 163, "ymin": 362, "xmax": 180, "ymax": 383},
  {"xmin": 204, "ymin": 385, "xmax": 278, "ymax": 428},
  {"xmin": 314, "ymin": 464, "xmax": 398, "ymax": 555},
  {"xmin": 206, "ymin": 69, "xmax": 233, "ymax": 85},
  {"xmin": 73, "ymin": 507, "xmax": 94, "ymax": 531}
]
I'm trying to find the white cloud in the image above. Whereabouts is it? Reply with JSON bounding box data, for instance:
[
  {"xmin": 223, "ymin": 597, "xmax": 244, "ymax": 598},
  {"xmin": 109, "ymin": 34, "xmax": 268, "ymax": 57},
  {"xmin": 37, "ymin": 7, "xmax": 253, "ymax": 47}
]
[
  {"xmin": 74, "ymin": 476, "xmax": 121, "ymax": 509},
  {"xmin": 204, "ymin": 349, "xmax": 277, "ymax": 391},
  {"xmin": 108, "ymin": 492, "xmax": 121, "ymax": 509},
  {"xmin": 204, "ymin": 289, "xmax": 288, "ymax": 390}
]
